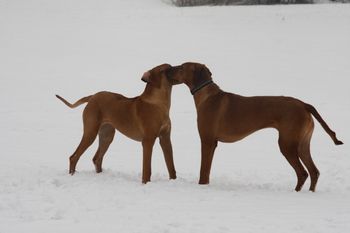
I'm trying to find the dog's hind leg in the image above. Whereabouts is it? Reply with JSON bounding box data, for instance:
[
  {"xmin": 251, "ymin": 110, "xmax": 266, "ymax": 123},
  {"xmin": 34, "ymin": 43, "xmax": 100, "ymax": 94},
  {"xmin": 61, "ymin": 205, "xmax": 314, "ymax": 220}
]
[
  {"xmin": 69, "ymin": 130, "xmax": 98, "ymax": 174},
  {"xmin": 278, "ymin": 136, "xmax": 308, "ymax": 192},
  {"xmin": 298, "ymin": 125, "xmax": 320, "ymax": 192},
  {"xmin": 69, "ymin": 105, "xmax": 100, "ymax": 174},
  {"xmin": 93, "ymin": 124, "xmax": 115, "ymax": 173},
  {"xmin": 299, "ymin": 142, "xmax": 319, "ymax": 192}
]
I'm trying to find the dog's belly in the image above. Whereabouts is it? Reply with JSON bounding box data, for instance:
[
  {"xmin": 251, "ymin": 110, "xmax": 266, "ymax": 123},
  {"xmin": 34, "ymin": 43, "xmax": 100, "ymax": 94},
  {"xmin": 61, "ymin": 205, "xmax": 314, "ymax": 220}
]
[
  {"xmin": 214, "ymin": 110, "xmax": 274, "ymax": 143},
  {"xmin": 108, "ymin": 117, "xmax": 143, "ymax": 142},
  {"xmin": 115, "ymin": 127, "xmax": 143, "ymax": 141},
  {"xmin": 217, "ymin": 127, "xmax": 262, "ymax": 143},
  {"xmin": 101, "ymin": 112, "xmax": 144, "ymax": 142}
]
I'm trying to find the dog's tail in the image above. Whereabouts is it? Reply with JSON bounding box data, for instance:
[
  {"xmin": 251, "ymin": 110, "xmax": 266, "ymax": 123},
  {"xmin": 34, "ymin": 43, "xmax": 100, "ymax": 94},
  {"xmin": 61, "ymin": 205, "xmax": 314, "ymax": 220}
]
[
  {"xmin": 55, "ymin": 94, "xmax": 91, "ymax": 109},
  {"xmin": 305, "ymin": 103, "xmax": 343, "ymax": 145}
]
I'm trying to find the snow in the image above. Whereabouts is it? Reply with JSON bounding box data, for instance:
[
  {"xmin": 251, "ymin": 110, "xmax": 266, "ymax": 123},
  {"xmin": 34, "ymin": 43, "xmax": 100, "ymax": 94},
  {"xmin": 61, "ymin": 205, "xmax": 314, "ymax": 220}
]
[{"xmin": 1, "ymin": 0, "xmax": 350, "ymax": 232}]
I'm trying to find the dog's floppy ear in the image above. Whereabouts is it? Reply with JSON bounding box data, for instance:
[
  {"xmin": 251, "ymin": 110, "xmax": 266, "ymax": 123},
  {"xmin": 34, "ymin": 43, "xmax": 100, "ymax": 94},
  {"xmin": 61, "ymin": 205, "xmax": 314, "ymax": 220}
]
[
  {"xmin": 201, "ymin": 65, "xmax": 212, "ymax": 78},
  {"xmin": 165, "ymin": 66, "xmax": 179, "ymax": 84},
  {"xmin": 193, "ymin": 64, "xmax": 212, "ymax": 87},
  {"xmin": 141, "ymin": 70, "xmax": 161, "ymax": 88},
  {"xmin": 202, "ymin": 65, "xmax": 212, "ymax": 77},
  {"xmin": 141, "ymin": 71, "xmax": 151, "ymax": 83}
]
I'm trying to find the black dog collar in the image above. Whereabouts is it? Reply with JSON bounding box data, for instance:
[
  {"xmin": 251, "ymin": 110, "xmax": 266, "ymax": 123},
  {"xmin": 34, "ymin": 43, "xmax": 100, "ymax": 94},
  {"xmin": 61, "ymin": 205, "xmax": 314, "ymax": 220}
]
[{"xmin": 190, "ymin": 80, "xmax": 213, "ymax": 95}]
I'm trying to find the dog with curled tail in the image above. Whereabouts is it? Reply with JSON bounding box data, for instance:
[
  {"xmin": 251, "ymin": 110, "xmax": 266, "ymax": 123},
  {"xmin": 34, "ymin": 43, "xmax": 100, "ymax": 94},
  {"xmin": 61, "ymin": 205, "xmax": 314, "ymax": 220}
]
[{"xmin": 56, "ymin": 64, "xmax": 178, "ymax": 184}]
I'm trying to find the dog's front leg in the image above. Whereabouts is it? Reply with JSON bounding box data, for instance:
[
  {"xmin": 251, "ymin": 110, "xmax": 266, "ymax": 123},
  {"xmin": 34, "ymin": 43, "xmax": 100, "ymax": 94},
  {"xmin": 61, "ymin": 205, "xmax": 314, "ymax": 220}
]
[
  {"xmin": 159, "ymin": 132, "xmax": 177, "ymax": 180},
  {"xmin": 199, "ymin": 140, "xmax": 217, "ymax": 185},
  {"xmin": 142, "ymin": 137, "xmax": 156, "ymax": 184}
]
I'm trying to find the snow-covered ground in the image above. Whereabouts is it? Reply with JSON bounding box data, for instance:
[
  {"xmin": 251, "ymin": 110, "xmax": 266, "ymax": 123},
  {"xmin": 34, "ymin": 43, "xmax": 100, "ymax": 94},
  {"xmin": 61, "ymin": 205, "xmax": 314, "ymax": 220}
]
[{"xmin": 1, "ymin": 0, "xmax": 349, "ymax": 232}]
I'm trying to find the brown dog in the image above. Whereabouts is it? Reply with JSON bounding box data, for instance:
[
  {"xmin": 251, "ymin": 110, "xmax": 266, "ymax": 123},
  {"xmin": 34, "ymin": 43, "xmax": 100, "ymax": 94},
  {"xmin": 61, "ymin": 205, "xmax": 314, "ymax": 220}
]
[
  {"xmin": 168, "ymin": 62, "xmax": 343, "ymax": 192},
  {"xmin": 56, "ymin": 64, "xmax": 177, "ymax": 183}
]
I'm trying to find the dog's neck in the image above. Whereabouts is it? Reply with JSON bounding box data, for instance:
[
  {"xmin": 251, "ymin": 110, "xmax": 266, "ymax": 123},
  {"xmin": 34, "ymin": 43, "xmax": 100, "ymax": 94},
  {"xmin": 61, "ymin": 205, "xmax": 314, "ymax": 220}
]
[
  {"xmin": 190, "ymin": 80, "xmax": 213, "ymax": 95},
  {"xmin": 140, "ymin": 84, "xmax": 172, "ymax": 110},
  {"xmin": 191, "ymin": 82, "xmax": 221, "ymax": 108}
]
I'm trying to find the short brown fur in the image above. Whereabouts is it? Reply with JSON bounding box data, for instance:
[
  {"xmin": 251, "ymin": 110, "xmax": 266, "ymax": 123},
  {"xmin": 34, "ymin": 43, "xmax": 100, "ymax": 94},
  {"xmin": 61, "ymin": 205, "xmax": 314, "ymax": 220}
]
[
  {"xmin": 169, "ymin": 62, "xmax": 343, "ymax": 192},
  {"xmin": 56, "ymin": 64, "xmax": 177, "ymax": 183}
]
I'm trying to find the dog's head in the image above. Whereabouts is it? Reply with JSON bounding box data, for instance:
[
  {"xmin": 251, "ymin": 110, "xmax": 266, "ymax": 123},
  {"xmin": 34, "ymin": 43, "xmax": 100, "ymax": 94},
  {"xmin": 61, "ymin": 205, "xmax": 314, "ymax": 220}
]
[
  {"xmin": 166, "ymin": 62, "xmax": 212, "ymax": 91},
  {"xmin": 141, "ymin": 63, "xmax": 179, "ymax": 88}
]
